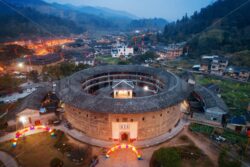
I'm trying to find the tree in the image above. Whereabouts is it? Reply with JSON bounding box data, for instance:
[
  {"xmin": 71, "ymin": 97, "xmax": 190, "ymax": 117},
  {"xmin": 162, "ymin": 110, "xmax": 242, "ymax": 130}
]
[
  {"xmin": 28, "ymin": 70, "xmax": 39, "ymax": 83},
  {"xmin": 131, "ymin": 51, "xmax": 159, "ymax": 64},
  {"xmin": 218, "ymin": 150, "xmax": 241, "ymax": 167},
  {"xmin": 42, "ymin": 63, "xmax": 89, "ymax": 81},
  {"xmin": 50, "ymin": 158, "xmax": 64, "ymax": 167},
  {"xmin": 162, "ymin": 0, "xmax": 250, "ymax": 59},
  {"xmin": 0, "ymin": 74, "xmax": 19, "ymax": 94},
  {"xmin": 150, "ymin": 148, "xmax": 181, "ymax": 167},
  {"xmin": 0, "ymin": 117, "xmax": 8, "ymax": 130}
]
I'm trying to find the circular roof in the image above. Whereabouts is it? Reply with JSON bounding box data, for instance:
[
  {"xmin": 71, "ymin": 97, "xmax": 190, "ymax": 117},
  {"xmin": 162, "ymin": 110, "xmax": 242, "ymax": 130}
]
[{"xmin": 56, "ymin": 65, "xmax": 192, "ymax": 114}]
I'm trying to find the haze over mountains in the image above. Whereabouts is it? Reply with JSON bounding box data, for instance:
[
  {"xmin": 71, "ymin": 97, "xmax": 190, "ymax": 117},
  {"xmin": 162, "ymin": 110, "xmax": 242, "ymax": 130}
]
[{"xmin": 0, "ymin": 0, "xmax": 167, "ymax": 40}]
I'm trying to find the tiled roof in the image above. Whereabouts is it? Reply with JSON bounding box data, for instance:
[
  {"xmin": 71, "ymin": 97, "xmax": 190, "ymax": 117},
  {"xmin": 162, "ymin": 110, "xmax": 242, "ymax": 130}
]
[{"xmin": 56, "ymin": 65, "xmax": 192, "ymax": 114}]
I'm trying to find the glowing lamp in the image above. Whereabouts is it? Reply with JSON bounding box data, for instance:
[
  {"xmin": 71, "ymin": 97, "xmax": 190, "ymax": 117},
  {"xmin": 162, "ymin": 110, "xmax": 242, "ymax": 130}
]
[
  {"xmin": 17, "ymin": 62, "xmax": 24, "ymax": 68},
  {"xmin": 143, "ymin": 86, "xmax": 149, "ymax": 91},
  {"xmin": 19, "ymin": 116, "xmax": 27, "ymax": 124}
]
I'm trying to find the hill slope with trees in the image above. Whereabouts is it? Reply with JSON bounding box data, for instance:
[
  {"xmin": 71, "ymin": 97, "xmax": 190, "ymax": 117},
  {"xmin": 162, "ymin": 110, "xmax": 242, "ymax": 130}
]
[{"xmin": 163, "ymin": 0, "xmax": 250, "ymax": 67}]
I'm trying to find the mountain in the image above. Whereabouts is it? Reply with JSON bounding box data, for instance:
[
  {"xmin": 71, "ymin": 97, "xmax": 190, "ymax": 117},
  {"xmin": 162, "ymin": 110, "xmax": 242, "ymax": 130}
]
[
  {"xmin": 0, "ymin": 0, "xmax": 167, "ymax": 40},
  {"xmin": 128, "ymin": 18, "xmax": 168, "ymax": 30},
  {"xmin": 162, "ymin": 0, "xmax": 250, "ymax": 66},
  {"xmin": 4, "ymin": 0, "xmax": 137, "ymax": 26},
  {"xmin": 0, "ymin": 1, "xmax": 83, "ymax": 40},
  {"xmin": 0, "ymin": 0, "xmax": 122, "ymax": 40},
  {"xmin": 69, "ymin": 5, "xmax": 137, "ymax": 19}
]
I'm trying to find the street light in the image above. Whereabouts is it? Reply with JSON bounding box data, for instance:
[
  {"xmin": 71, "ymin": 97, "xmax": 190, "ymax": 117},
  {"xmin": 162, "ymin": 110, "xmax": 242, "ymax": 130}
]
[{"xmin": 17, "ymin": 62, "xmax": 24, "ymax": 68}]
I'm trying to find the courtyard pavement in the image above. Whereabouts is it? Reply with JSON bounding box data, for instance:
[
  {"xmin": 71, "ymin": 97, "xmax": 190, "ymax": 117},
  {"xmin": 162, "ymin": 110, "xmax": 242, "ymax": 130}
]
[
  {"xmin": 0, "ymin": 119, "xmax": 188, "ymax": 148},
  {"xmin": 0, "ymin": 151, "xmax": 18, "ymax": 167}
]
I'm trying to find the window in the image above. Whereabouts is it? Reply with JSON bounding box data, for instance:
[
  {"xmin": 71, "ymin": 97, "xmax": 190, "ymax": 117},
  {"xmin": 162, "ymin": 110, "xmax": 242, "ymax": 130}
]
[
  {"xmin": 130, "ymin": 119, "xmax": 133, "ymax": 122},
  {"xmin": 160, "ymin": 114, "xmax": 162, "ymax": 117},
  {"xmin": 142, "ymin": 117, "xmax": 145, "ymax": 121},
  {"xmin": 116, "ymin": 118, "xmax": 119, "ymax": 122},
  {"xmin": 175, "ymin": 119, "xmax": 180, "ymax": 127},
  {"xmin": 86, "ymin": 114, "xmax": 88, "ymax": 117},
  {"xmin": 152, "ymin": 116, "xmax": 155, "ymax": 119}
]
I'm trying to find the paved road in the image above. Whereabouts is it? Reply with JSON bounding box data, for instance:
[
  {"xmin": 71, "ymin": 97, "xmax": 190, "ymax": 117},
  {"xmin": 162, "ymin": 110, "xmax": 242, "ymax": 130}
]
[{"xmin": 0, "ymin": 151, "xmax": 18, "ymax": 167}]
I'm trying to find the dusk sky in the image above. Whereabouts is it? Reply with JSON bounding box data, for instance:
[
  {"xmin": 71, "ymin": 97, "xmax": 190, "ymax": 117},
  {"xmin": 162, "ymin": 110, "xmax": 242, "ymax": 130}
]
[{"xmin": 46, "ymin": 0, "xmax": 216, "ymax": 21}]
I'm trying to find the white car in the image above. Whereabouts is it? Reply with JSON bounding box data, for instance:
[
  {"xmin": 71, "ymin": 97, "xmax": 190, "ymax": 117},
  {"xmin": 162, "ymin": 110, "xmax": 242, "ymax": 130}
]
[{"xmin": 216, "ymin": 136, "xmax": 226, "ymax": 142}]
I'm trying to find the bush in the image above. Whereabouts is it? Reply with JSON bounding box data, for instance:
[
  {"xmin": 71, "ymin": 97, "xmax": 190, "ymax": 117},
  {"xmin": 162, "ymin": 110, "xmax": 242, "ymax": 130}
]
[
  {"xmin": 218, "ymin": 150, "xmax": 241, "ymax": 167},
  {"xmin": 50, "ymin": 157, "xmax": 64, "ymax": 167},
  {"xmin": 53, "ymin": 130, "xmax": 67, "ymax": 149},
  {"xmin": 0, "ymin": 118, "xmax": 8, "ymax": 130},
  {"xmin": 150, "ymin": 147, "xmax": 181, "ymax": 167},
  {"xmin": 222, "ymin": 129, "xmax": 248, "ymax": 145}
]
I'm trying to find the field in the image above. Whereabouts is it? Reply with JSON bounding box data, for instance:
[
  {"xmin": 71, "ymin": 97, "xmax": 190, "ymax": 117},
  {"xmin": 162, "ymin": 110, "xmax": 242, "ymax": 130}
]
[
  {"xmin": 0, "ymin": 132, "xmax": 81, "ymax": 167},
  {"xmin": 96, "ymin": 55, "xmax": 121, "ymax": 65},
  {"xmin": 195, "ymin": 75, "xmax": 250, "ymax": 115},
  {"xmin": 190, "ymin": 123, "xmax": 248, "ymax": 145},
  {"xmin": 189, "ymin": 123, "xmax": 214, "ymax": 136},
  {"xmin": 150, "ymin": 143, "xmax": 214, "ymax": 167}
]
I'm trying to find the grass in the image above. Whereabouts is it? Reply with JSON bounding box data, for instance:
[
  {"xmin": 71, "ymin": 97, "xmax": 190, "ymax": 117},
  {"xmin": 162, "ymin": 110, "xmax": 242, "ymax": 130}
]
[
  {"xmin": 179, "ymin": 145, "xmax": 213, "ymax": 167},
  {"xmin": 150, "ymin": 145, "xmax": 214, "ymax": 167},
  {"xmin": 195, "ymin": 75, "xmax": 250, "ymax": 115},
  {"xmin": 0, "ymin": 132, "xmax": 78, "ymax": 167},
  {"xmin": 96, "ymin": 55, "xmax": 121, "ymax": 65},
  {"xmin": 221, "ymin": 129, "xmax": 248, "ymax": 145},
  {"xmin": 189, "ymin": 123, "xmax": 214, "ymax": 135}
]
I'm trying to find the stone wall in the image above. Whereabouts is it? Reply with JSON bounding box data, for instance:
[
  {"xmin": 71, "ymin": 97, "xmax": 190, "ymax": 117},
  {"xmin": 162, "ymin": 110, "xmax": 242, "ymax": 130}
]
[{"xmin": 64, "ymin": 103, "xmax": 183, "ymax": 141}]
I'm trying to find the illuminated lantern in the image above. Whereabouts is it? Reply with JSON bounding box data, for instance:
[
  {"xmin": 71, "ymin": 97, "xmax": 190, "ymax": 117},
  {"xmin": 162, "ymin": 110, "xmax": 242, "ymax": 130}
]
[
  {"xmin": 11, "ymin": 125, "xmax": 55, "ymax": 147},
  {"xmin": 106, "ymin": 144, "xmax": 142, "ymax": 160}
]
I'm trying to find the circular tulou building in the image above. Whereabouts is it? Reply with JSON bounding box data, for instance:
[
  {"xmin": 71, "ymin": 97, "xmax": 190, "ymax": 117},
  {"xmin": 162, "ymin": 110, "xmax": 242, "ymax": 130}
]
[{"xmin": 56, "ymin": 65, "xmax": 192, "ymax": 142}]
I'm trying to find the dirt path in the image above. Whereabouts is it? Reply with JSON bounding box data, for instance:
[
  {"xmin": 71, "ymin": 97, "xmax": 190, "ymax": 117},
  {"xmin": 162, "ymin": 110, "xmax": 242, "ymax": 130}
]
[{"xmin": 183, "ymin": 126, "xmax": 219, "ymax": 166}]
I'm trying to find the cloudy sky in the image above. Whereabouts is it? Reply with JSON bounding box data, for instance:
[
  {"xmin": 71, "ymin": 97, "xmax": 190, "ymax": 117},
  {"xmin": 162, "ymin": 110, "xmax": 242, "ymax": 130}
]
[{"xmin": 46, "ymin": 0, "xmax": 215, "ymax": 21}]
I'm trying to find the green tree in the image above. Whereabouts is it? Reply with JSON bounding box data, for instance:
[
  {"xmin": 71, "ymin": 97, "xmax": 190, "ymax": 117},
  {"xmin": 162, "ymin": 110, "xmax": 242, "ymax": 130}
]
[
  {"xmin": 150, "ymin": 148, "xmax": 181, "ymax": 167},
  {"xmin": 0, "ymin": 74, "xmax": 19, "ymax": 93},
  {"xmin": 218, "ymin": 150, "xmax": 241, "ymax": 167},
  {"xmin": 131, "ymin": 51, "xmax": 159, "ymax": 64},
  {"xmin": 50, "ymin": 158, "xmax": 64, "ymax": 167},
  {"xmin": 28, "ymin": 70, "xmax": 39, "ymax": 83}
]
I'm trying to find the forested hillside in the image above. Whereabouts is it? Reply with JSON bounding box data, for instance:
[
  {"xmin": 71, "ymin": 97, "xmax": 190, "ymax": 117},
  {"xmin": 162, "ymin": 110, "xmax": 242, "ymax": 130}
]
[
  {"xmin": 128, "ymin": 18, "xmax": 167, "ymax": 30},
  {"xmin": 163, "ymin": 0, "xmax": 250, "ymax": 67}
]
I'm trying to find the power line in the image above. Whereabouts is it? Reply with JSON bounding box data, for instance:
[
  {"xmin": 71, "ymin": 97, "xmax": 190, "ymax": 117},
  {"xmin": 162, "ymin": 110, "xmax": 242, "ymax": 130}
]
[{"xmin": 0, "ymin": 0, "xmax": 57, "ymax": 38}]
